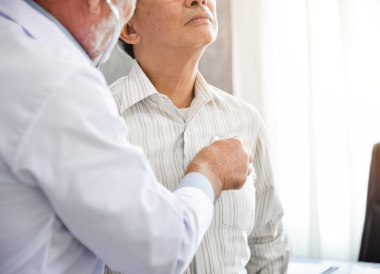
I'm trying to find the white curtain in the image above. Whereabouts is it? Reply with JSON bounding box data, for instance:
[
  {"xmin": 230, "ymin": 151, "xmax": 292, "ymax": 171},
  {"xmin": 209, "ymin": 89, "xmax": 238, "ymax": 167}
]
[{"xmin": 231, "ymin": 0, "xmax": 380, "ymax": 261}]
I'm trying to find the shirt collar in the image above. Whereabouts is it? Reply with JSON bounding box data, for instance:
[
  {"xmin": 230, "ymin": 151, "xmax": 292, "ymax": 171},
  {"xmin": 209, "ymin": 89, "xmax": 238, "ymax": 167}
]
[
  {"xmin": 0, "ymin": 0, "xmax": 92, "ymax": 65},
  {"xmin": 194, "ymin": 71, "xmax": 225, "ymax": 103},
  {"xmin": 119, "ymin": 62, "xmax": 226, "ymax": 113},
  {"xmin": 117, "ymin": 62, "xmax": 160, "ymax": 112}
]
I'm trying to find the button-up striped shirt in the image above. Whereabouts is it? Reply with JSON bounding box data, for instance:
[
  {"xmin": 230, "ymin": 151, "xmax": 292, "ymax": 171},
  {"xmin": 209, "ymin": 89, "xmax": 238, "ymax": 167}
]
[{"xmin": 109, "ymin": 62, "xmax": 289, "ymax": 274}]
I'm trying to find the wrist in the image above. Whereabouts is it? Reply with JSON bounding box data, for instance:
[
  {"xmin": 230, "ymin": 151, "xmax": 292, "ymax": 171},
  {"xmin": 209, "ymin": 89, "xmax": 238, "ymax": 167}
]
[{"xmin": 186, "ymin": 162, "xmax": 223, "ymax": 200}]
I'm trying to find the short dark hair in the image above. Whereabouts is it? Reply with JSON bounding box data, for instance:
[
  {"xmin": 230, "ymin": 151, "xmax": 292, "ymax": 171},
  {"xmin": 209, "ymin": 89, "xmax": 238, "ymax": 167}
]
[{"xmin": 118, "ymin": 38, "xmax": 135, "ymax": 59}]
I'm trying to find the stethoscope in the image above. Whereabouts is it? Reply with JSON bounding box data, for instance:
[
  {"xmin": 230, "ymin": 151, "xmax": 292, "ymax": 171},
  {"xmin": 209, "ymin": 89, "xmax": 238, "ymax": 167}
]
[{"xmin": 96, "ymin": 0, "xmax": 120, "ymax": 69}]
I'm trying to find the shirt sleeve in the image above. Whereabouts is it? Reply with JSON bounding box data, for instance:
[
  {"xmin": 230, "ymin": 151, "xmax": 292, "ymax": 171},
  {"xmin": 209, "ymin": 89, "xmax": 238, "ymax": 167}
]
[
  {"xmin": 246, "ymin": 119, "xmax": 290, "ymax": 274},
  {"xmin": 10, "ymin": 67, "xmax": 214, "ymax": 274}
]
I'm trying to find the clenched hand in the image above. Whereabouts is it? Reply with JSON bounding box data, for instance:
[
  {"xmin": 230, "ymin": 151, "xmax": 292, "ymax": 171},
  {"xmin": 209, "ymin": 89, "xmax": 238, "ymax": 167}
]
[{"xmin": 185, "ymin": 137, "xmax": 253, "ymax": 201}]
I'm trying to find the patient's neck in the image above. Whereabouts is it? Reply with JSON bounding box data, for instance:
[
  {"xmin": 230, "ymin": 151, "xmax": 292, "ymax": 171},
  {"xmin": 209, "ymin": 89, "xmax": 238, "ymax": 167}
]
[{"xmin": 135, "ymin": 48, "xmax": 203, "ymax": 109}]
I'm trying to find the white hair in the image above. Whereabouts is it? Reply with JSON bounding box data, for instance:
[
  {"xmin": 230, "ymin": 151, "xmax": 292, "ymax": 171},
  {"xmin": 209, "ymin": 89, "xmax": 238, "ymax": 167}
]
[{"xmin": 91, "ymin": 0, "xmax": 130, "ymax": 63}]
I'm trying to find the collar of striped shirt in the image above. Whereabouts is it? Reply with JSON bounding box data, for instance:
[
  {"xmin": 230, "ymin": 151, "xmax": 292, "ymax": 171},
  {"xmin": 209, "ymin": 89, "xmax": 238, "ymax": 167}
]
[{"xmin": 112, "ymin": 61, "xmax": 227, "ymax": 113}]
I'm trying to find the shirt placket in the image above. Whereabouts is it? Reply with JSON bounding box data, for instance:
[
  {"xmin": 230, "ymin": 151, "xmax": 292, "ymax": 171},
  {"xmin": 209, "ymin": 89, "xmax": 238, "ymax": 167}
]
[{"xmin": 183, "ymin": 96, "xmax": 210, "ymax": 179}]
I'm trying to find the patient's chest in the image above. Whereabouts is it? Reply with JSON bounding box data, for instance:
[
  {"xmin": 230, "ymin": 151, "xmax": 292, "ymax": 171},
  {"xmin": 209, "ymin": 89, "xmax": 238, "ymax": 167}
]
[{"xmin": 123, "ymin": 99, "xmax": 257, "ymax": 234}]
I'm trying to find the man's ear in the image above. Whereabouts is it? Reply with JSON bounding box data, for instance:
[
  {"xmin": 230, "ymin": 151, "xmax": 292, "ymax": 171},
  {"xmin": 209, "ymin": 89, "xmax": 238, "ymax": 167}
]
[
  {"xmin": 120, "ymin": 22, "xmax": 141, "ymax": 45},
  {"xmin": 88, "ymin": 0, "xmax": 101, "ymax": 14}
]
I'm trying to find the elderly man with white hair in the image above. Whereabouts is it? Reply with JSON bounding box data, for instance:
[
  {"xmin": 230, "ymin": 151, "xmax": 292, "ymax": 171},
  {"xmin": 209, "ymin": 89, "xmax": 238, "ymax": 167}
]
[{"xmin": 0, "ymin": 1, "xmax": 253, "ymax": 273}]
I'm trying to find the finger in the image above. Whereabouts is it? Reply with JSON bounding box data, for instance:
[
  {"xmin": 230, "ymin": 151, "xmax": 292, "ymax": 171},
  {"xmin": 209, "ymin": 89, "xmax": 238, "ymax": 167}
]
[{"xmin": 231, "ymin": 136, "xmax": 243, "ymax": 143}]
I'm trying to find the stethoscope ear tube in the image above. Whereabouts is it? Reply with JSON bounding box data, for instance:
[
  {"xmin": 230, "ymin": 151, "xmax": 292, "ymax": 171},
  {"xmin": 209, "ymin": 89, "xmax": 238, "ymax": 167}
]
[{"xmin": 96, "ymin": 0, "xmax": 120, "ymax": 69}]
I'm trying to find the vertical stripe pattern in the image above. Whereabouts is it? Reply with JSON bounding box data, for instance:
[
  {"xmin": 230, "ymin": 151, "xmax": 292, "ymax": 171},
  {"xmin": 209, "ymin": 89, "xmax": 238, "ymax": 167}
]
[{"xmin": 108, "ymin": 63, "xmax": 289, "ymax": 274}]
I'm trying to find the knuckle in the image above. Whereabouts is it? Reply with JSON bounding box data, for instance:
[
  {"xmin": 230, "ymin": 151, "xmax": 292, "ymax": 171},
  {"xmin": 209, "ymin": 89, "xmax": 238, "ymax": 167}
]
[
  {"xmin": 235, "ymin": 180, "xmax": 244, "ymax": 189},
  {"xmin": 231, "ymin": 137, "xmax": 242, "ymax": 145}
]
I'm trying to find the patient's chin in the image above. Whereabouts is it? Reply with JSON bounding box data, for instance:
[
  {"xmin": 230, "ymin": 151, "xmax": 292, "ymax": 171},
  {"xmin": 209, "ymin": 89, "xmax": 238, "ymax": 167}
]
[{"xmin": 186, "ymin": 28, "xmax": 218, "ymax": 50}]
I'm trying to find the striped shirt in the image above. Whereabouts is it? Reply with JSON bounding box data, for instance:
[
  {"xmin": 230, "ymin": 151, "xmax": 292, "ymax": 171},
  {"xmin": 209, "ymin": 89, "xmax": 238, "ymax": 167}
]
[{"xmin": 109, "ymin": 62, "xmax": 289, "ymax": 274}]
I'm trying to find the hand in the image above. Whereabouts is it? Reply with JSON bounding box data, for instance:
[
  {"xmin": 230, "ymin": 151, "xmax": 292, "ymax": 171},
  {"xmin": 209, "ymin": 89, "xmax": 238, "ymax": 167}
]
[{"xmin": 185, "ymin": 137, "xmax": 253, "ymax": 201}]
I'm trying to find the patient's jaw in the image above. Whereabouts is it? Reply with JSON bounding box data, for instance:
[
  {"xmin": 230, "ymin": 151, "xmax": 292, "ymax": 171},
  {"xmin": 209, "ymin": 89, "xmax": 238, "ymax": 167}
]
[
  {"xmin": 118, "ymin": 0, "xmax": 218, "ymax": 109},
  {"xmin": 127, "ymin": 0, "xmax": 218, "ymax": 59}
]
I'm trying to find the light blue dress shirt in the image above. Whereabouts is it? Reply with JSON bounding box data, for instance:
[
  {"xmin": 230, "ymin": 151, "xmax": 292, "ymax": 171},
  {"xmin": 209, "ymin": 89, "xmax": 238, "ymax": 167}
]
[{"xmin": 0, "ymin": 1, "xmax": 214, "ymax": 273}]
